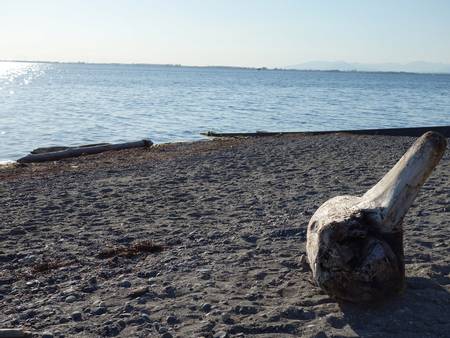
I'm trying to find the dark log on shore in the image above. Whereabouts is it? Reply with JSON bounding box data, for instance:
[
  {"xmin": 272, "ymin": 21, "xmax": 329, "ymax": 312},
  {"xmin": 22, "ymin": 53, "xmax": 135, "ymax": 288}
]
[
  {"xmin": 30, "ymin": 143, "xmax": 109, "ymax": 154},
  {"xmin": 17, "ymin": 139, "xmax": 153, "ymax": 163},
  {"xmin": 201, "ymin": 125, "xmax": 450, "ymax": 138}
]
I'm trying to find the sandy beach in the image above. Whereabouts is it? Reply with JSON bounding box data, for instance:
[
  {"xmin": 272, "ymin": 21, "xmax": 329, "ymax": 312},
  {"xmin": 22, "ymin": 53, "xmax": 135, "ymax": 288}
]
[{"xmin": 0, "ymin": 133, "xmax": 449, "ymax": 338}]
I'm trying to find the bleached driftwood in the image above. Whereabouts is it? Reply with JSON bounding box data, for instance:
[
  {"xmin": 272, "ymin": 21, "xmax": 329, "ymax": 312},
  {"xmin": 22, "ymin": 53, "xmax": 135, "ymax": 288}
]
[
  {"xmin": 17, "ymin": 139, "xmax": 153, "ymax": 163},
  {"xmin": 306, "ymin": 132, "xmax": 447, "ymax": 302}
]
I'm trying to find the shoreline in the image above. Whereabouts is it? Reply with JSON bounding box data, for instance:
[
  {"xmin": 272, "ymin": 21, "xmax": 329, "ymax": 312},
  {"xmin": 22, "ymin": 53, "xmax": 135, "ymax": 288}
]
[
  {"xmin": 1, "ymin": 133, "xmax": 449, "ymax": 337},
  {"xmin": 0, "ymin": 137, "xmax": 245, "ymax": 181},
  {"xmin": 3, "ymin": 125, "xmax": 449, "ymax": 166}
]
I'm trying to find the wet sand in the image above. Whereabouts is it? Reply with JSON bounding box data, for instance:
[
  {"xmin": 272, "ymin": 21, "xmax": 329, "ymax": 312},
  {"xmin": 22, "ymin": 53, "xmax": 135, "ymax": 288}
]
[{"xmin": 0, "ymin": 133, "xmax": 449, "ymax": 338}]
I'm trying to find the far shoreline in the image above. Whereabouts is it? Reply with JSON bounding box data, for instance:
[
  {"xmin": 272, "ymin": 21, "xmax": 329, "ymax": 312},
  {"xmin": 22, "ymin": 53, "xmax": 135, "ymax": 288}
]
[{"xmin": 2, "ymin": 59, "xmax": 450, "ymax": 76}]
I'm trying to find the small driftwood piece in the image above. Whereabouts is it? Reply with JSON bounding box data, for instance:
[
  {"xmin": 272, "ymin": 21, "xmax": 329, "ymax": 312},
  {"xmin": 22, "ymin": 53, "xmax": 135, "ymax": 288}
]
[
  {"xmin": 0, "ymin": 328, "xmax": 32, "ymax": 338},
  {"xmin": 306, "ymin": 131, "xmax": 447, "ymax": 302},
  {"xmin": 17, "ymin": 139, "xmax": 153, "ymax": 163}
]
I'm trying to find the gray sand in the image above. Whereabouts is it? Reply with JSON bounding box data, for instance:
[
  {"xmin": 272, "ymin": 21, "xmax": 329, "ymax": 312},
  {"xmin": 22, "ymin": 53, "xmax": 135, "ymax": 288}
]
[{"xmin": 1, "ymin": 134, "xmax": 449, "ymax": 338}]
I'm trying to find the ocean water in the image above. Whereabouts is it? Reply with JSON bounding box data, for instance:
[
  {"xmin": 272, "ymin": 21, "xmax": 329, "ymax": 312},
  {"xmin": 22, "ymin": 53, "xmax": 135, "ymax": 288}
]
[{"xmin": 1, "ymin": 61, "xmax": 449, "ymax": 161}]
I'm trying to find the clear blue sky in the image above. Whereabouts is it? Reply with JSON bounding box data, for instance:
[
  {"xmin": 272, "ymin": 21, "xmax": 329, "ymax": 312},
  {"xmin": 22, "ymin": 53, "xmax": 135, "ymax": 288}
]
[{"xmin": 2, "ymin": 0, "xmax": 449, "ymax": 67}]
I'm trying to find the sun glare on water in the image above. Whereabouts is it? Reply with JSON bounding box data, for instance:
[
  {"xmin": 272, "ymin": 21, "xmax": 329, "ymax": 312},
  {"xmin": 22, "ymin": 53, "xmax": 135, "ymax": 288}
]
[
  {"xmin": 0, "ymin": 62, "xmax": 48, "ymax": 162},
  {"xmin": 0, "ymin": 61, "xmax": 47, "ymax": 90}
]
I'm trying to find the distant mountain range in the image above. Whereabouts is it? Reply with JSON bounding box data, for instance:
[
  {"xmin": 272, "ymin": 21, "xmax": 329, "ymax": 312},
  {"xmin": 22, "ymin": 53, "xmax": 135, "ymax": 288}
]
[{"xmin": 286, "ymin": 61, "xmax": 450, "ymax": 74}]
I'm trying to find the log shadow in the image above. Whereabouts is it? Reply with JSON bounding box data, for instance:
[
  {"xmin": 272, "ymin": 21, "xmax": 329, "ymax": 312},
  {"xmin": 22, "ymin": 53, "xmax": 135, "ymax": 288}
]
[{"xmin": 337, "ymin": 277, "xmax": 450, "ymax": 338}]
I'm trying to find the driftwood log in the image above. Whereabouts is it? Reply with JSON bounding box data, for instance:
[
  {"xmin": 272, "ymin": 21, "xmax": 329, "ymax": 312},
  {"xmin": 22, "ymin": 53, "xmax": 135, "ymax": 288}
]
[
  {"xmin": 17, "ymin": 139, "xmax": 153, "ymax": 163},
  {"xmin": 201, "ymin": 125, "xmax": 450, "ymax": 138},
  {"xmin": 306, "ymin": 132, "xmax": 447, "ymax": 302},
  {"xmin": 30, "ymin": 143, "xmax": 109, "ymax": 154}
]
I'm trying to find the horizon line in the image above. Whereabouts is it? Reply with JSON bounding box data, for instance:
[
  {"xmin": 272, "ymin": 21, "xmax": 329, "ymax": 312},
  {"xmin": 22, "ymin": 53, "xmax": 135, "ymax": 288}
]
[{"xmin": 1, "ymin": 59, "xmax": 450, "ymax": 75}]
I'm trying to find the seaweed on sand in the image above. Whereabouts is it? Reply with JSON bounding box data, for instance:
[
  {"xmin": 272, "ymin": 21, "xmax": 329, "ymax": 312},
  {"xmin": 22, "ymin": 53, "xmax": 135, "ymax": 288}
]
[{"xmin": 97, "ymin": 240, "xmax": 165, "ymax": 259}]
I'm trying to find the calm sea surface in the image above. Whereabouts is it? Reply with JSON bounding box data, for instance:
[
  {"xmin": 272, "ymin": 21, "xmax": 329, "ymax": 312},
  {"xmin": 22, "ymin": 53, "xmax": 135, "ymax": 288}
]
[{"xmin": 1, "ymin": 61, "xmax": 449, "ymax": 161}]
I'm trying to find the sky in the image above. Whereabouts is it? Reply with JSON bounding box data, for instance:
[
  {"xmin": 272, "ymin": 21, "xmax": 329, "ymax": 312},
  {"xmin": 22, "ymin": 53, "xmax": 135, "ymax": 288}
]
[{"xmin": 1, "ymin": 0, "xmax": 450, "ymax": 67}]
